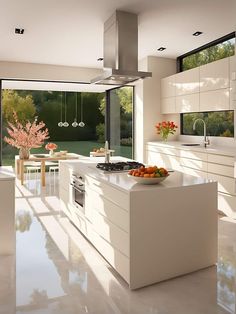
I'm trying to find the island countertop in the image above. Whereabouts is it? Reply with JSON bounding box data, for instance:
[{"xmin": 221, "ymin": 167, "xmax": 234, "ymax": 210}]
[{"xmin": 59, "ymin": 156, "xmax": 212, "ymax": 194}]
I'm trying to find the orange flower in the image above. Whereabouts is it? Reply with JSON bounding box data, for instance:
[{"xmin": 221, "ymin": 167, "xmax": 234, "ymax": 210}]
[{"xmin": 45, "ymin": 142, "xmax": 58, "ymax": 151}]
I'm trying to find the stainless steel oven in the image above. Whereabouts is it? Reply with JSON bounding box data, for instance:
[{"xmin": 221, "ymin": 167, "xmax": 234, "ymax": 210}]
[{"xmin": 70, "ymin": 174, "xmax": 85, "ymax": 212}]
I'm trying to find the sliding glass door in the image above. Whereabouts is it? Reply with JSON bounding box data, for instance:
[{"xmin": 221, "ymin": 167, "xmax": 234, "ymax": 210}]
[{"xmin": 108, "ymin": 86, "xmax": 133, "ymax": 159}]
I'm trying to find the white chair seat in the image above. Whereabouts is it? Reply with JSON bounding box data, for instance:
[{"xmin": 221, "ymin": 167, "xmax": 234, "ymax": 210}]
[
  {"xmin": 49, "ymin": 166, "xmax": 59, "ymax": 171},
  {"xmin": 26, "ymin": 165, "xmax": 41, "ymax": 182}
]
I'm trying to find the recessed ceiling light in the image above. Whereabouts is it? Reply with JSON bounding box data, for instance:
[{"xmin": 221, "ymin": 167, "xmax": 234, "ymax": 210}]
[
  {"xmin": 15, "ymin": 28, "xmax": 24, "ymax": 35},
  {"xmin": 97, "ymin": 57, "xmax": 103, "ymax": 61},
  {"xmin": 193, "ymin": 31, "xmax": 203, "ymax": 36},
  {"xmin": 157, "ymin": 47, "xmax": 166, "ymax": 51}
]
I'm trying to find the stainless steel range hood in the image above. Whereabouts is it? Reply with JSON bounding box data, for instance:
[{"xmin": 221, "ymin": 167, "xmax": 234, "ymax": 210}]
[{"xmin": 91, "ymin": 11, "xmax": 152, "ymax": 85}]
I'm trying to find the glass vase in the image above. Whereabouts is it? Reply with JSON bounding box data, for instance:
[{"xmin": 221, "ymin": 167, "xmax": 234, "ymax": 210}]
[
  {"xmin": 161, "ymin": 133, "xmax": 169, "ymax": 143},
  {"xmin": 49, "ymin": 149, "xmax": 54, "ymax": 156}
]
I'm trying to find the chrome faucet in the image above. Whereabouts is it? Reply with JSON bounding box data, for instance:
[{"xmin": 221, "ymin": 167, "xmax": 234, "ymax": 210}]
[{"xmin": 193, "ymin": 118, "xmax": 210, "ymax": 148}]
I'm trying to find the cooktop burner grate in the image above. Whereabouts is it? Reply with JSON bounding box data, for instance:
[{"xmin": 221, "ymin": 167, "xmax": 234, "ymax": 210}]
[{"xmin": 96, "ymin": 161, "xmax": 144, "ymax": 172}]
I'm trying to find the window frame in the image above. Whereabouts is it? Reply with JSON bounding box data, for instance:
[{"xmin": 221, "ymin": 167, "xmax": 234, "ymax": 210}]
[
  {"xmin": 176, "ymin": 32, "xmax": 235, "ymax": 72},
  {"xmin": 106, "ymin": 85, "xmax": 135, "ymax": 159},
  {"xmin": 180, "ymin": 110, "xmax": 234, "ymax": 137}
]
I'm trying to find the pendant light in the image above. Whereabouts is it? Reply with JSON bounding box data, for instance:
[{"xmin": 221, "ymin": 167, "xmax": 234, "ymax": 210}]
[
  {"xmin": 79, "ymin": 92, "xmax": 85, "ymax": 128},
  {"xmin": 58, "ymin": 91, "xmax": 63, "ymax": 127},
  {"xmin": 72, "ymin": 92, "xmax": 79, "ymax": 127},
  {"xmin": 63, "ymin": 92, "xmax": 69, "ymax": 127}
]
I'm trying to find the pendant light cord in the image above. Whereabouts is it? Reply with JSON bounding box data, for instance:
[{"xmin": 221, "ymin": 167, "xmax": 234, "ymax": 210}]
[
  {"xmin": 64, "ymin": 92, "xmax": 67, "ymax": 121},
  {"xmin": 81, "ymin": 93, "xmax": 83, "ymax": 121},
  {"xmin": 76, "ymin": 93, "xmax": 78, "ymax": 118},
  {"xmin": 61, "ymin": 91, "xmax": 63, "ymax": 121}
]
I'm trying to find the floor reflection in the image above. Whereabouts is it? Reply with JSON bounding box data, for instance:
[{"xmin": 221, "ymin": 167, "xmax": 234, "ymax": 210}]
[
  {"xmin": 1, "ymin": 174, "xmax": 236, "ymax": 314},
  {"xmin": 218, "ymin": 218, "xmax": 236, "ymax": 314}
]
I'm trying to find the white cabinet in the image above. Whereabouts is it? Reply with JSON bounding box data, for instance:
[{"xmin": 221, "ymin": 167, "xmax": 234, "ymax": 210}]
[
  {"xmin": 161, "ymin": 75, "xmax": 175, "ymax": 98},
  {"xmin": 161, "ymin": 97, "xmax": 175, "ymax": 114},
  {"xmin": 176, "ymin": 93, "xmax": 199, "ymax": 112},
  {"xmin": 175, "ymin": 67, "xmax": 199, "ymax": 95},
  {"xmin": 0, "ymin": 167, "xmax": 15, "ymax": 255},
  {"xmin": 200, "ymin": 58, "xmax": 229, "ymax": 92},
  {"xmin": 146, "ymin": 143, "xmax": 236, "ymax": 218},
  {"xmin": 161, "ymin": 56, "xmax": 233, "ymax": 113},
  {"xmin": 200, "ymin": 88, "xmax": 230, "ymax": 111},
  {"xmin": 230, "ymin": 55, "xmax": 236, "ymax": 109}
]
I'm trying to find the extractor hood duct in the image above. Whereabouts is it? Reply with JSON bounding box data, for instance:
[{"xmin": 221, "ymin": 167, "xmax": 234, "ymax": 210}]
[{"xmin": 91, "ymin": 10, "xmax": 152, "ymax": 85}]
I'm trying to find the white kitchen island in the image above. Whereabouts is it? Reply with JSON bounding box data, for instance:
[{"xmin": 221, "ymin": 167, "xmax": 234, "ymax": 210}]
[{"xmin": 59, "ymin": 157, "xmax": 217, "ymax": 290}]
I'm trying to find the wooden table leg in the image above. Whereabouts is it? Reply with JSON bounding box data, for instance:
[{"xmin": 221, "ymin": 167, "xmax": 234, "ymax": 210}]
[
  {"xmin": 41, "ymin": 160, "xmax": 46, "ymax": 187},
  {"xmin": 20, "ymin": 160, "xmax": 24, "ymax": 185}
]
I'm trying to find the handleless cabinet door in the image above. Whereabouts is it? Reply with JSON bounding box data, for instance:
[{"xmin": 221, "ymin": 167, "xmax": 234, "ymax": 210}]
[
  {"xmin": 161, "ymin": 75, "xmax": 176, "ymax": 98},
  {"xmin": 200, "ymin": 58, "xmax": 229, "ymax": 92},
  {"xmin": 175, "ymin": 67, "xmax": 200, "ymax": 96},
  {"xmin": 230, "ymin": 55, "xmax": 236, "ymax": 109},
  {"xmin": 176, "ymin": 93, "xmax": 199, "ymax": 113},
  {"xmin": 161, "ymin": 97, "xmax": 176, "ymax": 114},
  {"xmin": 200, "ymin": 88, "xmax": 230, "ymax": 111}
]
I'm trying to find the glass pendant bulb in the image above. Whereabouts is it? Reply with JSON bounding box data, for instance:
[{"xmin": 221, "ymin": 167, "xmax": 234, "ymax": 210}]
[
  {"xmin": 72, "ymin": 120, "xmax": 78, "ymax": 127},
  {"xmin": 63, "ymin": 121, "xmax": 69, "ymax": 127},
  {"xmin": 79, "ymin": 121, "xmax": 85, "ymax": 127},
  {"xmin": 58, "ymin": 121, "xmax": 63, "ymax": 127}
]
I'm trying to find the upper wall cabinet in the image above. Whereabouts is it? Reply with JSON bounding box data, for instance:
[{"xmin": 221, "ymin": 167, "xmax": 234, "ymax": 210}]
[
  {"xmin": 176, "ymin": 94, "xmax": 199, "ymax": 113},
  {"xmin": 230, "ymin": 55, "xmax": 236, "ymax": 109},
  {"xmin": 161, "ymin": 97, "xmax": 176, "ymax": 114},
  {"xmin": 161, "ymin": 75, "xmax": 175, "ymax": 98},
  {"xmin": 200, "ymin": 58, "xmax": 229, "ymax": 92},
  {"xmin": 200, "ymin": 88, "xmax": 230, "ymax": 111},
  {"xmin": 175, "ymin": 68, "xmax": 200, "ymax": 96}
]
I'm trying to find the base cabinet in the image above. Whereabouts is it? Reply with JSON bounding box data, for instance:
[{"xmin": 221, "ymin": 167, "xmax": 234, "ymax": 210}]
[
  {"xmin": 59, "ymin": 161, "xmax": 217, "ymax": 289},
  {"xmin": 146, "ymin": 143, "xmax": 236, "ymax": 218}
]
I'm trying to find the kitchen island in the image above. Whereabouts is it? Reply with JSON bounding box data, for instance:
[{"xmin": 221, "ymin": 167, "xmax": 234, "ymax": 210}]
[{"xmin": 59, "ymin": 157, "xmax": 217, "ymax": 289}]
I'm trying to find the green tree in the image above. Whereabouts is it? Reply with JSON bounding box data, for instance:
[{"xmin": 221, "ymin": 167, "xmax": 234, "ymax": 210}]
[
  {"xmin": 117, "ymin": 87, "xmax": 133, "ymax": 114},
  {"xmin": 182, "ymin": 38, "xmax": 235, "ymax": 71},
  {"xmin": 2, "ymin": 90, "xmax": 36, "ymax": 124}
]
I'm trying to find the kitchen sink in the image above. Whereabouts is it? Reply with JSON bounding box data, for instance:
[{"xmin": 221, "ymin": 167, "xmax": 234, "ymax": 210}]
[{"xmin": 181, "ymin": 143, "xmax": 201, "ymax": 147}]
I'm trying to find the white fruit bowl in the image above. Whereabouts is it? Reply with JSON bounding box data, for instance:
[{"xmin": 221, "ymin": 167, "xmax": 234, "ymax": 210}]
[{"xmin": 127, "ymin": 174, "xmax": 169, "ymax": 185}]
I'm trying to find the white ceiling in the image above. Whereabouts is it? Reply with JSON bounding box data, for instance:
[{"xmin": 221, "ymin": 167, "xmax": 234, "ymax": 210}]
[{"xmin": 0, "ymin": 0, "xmax": 235, "ymax": 69}]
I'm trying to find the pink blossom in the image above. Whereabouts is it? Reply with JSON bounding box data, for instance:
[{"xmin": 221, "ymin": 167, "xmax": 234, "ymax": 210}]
[{"xmin": 4, "ymin": 112, "xmax": 49, "ymax": 149}]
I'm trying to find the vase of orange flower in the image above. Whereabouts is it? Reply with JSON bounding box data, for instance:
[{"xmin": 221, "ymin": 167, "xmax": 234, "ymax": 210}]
[
  {"xmin": 45, "ymin": 142, "xmax": 58, "ymax": 156},
  {"xmin": 4, "ymin": 113, "xmax": 49, "ymax": 160},
  {"xmin": 155, "ymin": 121, "xmax": 178, "ymax": 142}
]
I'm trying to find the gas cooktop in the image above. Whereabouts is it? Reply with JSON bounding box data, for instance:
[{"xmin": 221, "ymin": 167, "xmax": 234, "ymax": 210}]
[{"xmin": 96, "ymin": 161, "xmax": 144, "ymax": 172}]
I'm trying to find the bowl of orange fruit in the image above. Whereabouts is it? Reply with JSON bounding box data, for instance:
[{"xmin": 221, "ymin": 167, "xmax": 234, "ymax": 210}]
[{"xmin": 128, "ymin": 166, "xmax": 169, "ymax": 185}]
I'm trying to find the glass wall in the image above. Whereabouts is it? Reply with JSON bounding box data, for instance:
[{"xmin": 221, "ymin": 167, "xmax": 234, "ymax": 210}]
[
  {"xmin": 180, "ymin": 36, "xmax": 235, "ymax": 71},
  {"xmin": 181, "ymin": 111, "xmax": 234, "ymax": 137},
  {"xmin": 2, "ymin": 89, "xmax": 105, "ymax": 166},
  {"xmin": 109, "ymin": 86, "xmax": 133, "ymax": 159}
]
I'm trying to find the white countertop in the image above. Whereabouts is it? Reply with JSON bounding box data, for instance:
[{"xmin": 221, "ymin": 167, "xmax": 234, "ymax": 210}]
[
  {"xmin": 147, "ymin": 141, "xmax": 236, "ymax": 157},
  {"xmin": 60, "ymin": 156, "xmax": 212, "ymax": 194},
  {"xmin": 0, "ymin": 166, "xmax": 15, "ymax": 181}
]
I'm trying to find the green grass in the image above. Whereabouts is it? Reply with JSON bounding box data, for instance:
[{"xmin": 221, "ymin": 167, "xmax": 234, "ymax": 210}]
[{"xmin": 2, "ymin": 141, "xmax": 132, "ymax": 167}]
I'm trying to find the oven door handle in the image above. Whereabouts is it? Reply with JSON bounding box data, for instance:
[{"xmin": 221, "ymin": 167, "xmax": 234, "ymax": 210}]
[{"xmin": 70, "ymin": 183, "xmax": 85, "ymax": 193}]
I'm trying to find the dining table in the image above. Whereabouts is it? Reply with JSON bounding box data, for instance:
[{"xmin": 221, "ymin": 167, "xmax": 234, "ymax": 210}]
[{"xmin": 15, "ymin": 153, "xmax": 80, "ymax": 186}]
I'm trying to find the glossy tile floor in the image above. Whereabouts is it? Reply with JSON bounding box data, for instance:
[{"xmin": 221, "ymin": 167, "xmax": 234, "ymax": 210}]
[{"xmin": 0, "ymin": 174, "xmax": 236, "ymax": 314}]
